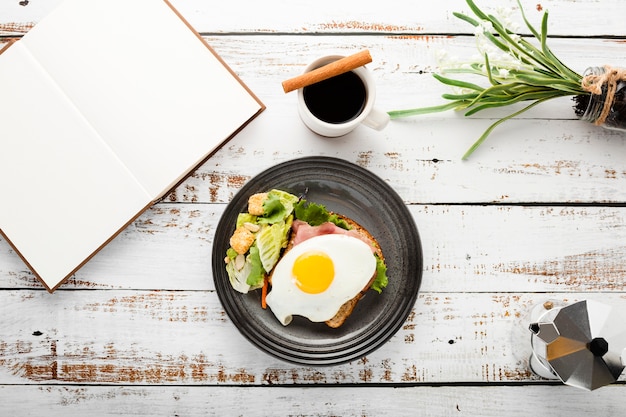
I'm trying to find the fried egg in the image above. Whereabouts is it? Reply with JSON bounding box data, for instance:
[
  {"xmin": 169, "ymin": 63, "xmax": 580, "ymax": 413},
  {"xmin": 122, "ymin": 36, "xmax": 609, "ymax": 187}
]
[{"xmin": 265, "ymin": 234, "xmax": 376, "ymax": 325}]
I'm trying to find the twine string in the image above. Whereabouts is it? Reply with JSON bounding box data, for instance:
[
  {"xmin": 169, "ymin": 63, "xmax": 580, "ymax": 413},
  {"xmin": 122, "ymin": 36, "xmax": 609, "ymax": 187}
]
[{"xmin": 581, "ymin": 65, "xmax": 626, "ymax": 125}]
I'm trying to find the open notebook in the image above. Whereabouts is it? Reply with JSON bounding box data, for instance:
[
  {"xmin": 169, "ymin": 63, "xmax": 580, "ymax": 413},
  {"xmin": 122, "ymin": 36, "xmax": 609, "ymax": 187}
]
[{"xmin": 0, "ymin": 0, "xmax": 264, "ymax": 292}]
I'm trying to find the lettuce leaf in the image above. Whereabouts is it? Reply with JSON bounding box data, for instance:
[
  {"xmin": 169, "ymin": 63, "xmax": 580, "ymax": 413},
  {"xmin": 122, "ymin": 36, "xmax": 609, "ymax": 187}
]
[
  {"xmin": 236, "ymin": 213, "xmax": 257, "ymax": 228},
  {"xmin": 255, "ymin": 218, "xmax": 292, "ymax": 273},
  {"xmin": 370, "ymin": 255, "xmax": 388, "ymax": 294},
  {"xmin": 225, "ymin": 248, "xmax": 250, "ymax": 293},
  {"xmin": 225, "ymin": 246, "xmax": 265, "ymax": 292},
  {"xmin": 245, "ymin": 245, "xmax": 265, "ymax": 288},
  {"xmin": 225, "ymin": 190, "xmax": 300, "ymax": 293},
  {"xmin": 294, "ymin": 200, "xmax": 350, "ymax": 230},
  {"xmin": 257, "ymin": 189, "xmax": 300, "ymax": 224},
  {"xmin": 258, "ymin": 193, "xmax": 285, "ymax": 224}
]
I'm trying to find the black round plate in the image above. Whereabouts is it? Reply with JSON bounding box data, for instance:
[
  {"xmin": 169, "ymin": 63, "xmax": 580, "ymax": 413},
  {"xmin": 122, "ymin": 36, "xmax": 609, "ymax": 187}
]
[{"xmin": 212, "ymin": 156, "xmax": 422, "ymax": 365}]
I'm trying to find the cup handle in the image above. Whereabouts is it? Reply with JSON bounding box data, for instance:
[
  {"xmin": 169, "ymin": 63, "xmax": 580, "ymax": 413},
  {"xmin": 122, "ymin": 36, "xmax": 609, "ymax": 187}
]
[{"xmin": 362, "ymin": 106, "xmax": 390, "ymax": 131}]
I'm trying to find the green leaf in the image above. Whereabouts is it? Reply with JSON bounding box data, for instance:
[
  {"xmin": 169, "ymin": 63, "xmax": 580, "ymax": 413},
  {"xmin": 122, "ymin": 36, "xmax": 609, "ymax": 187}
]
[
  {"xmin": 269, "ymin": 189, "xmax": 300, "ymax": 214},
  {"xmin": 370, "ymin": 255, "xmax": 388, "ymax": 294},
  {"xmin": 386, "ymin": 0, "xmax": 587, "ymax": 159},
  {"xmin": 463, "ymin": 90, "xmax": 565, "ymax": 116},
  {"xmin": 236, "ymin": 213, "xmax": 257, "ymax": 228},
  {"xmin": 257, "ymin": 189, "xmax": 299, "ymax": 224},
  {"xmin": 465, "ymin": 0, "xmax": 489, "ymax": 21},
  {"xmin": 517, "ymin": 0, "xmax": 541, "ymax": 39},
  {"xmin": 452, "ymin": 11, "xmax": 478, "ymax": 27},
  {"xmin": 245, "ymin": 246, "xmax": 265, "ymax": 287},
  {"xmin": 256, "ymin": 220, "xmax": 291, "ymax": 273},
  {"xmin": 441, "ymin": 93, "xmax": 480, "ymax": 101},
  {"xmin": 294, "ymin": 200, "xmax": 351, "ymax": 229},
  {"xmin": 513, "ymin": 74, "xmax": 582, "ymax": 93},
  {"xmin": 225, "ymin": 246, "xmax": 264, "ymax": 293},
  {"xmin": 388, "ymin": 101, "xmax": 468, "ymax": 118},
  {"xmin": 433, "ymin": 73, "xmax": 484, "ymax": 92},
  {"xmin": 257, "ymin": 193, "xmax": 286, "ymax": 224},
  {"xmin": 461, "ymin": 97, "xmax": 552, "ymax": 159}
]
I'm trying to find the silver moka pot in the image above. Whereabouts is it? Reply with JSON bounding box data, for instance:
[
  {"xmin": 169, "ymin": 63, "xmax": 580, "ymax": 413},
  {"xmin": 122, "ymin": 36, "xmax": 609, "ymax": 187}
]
[{"xmin": 529, "ymin": 299, "xmax": 626, "ymax": 390}]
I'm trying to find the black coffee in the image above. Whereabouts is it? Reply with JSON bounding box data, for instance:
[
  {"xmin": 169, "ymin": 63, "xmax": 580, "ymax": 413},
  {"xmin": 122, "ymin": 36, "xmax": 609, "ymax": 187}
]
[{"xmin": 303, "ymin": 71, "xmax": 366, "ymax": 124}]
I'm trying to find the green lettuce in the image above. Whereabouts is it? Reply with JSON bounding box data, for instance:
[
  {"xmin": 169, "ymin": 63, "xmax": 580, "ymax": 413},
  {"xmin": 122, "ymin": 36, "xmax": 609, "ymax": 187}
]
[
  {"xmin": 225, "ymin": 246, "xmax": 265, "ymax": 292},
  {"xmin": 236, "ymin": 213, "xmax": 257, "ymax": 228},
  {"xmin": 257, "ymin": 189, "xmax": 300, "ymax": 224},
  {"xmin": 370, "ymin": 255, "xmax": 388, "ymax": 294},
  {"xmin": 255, "ymin": 217, "xmax": 292, "ymax": 273},
  {"xmin": 226, "ymin": 190, "xmax": 299, "ymax": 292},
  {"xmin": 245, "ymin": 246, "xmax": 265, "ymax": 288},
  {"xmin": 294, "ymin": 200, "xmax": 350, "ymax": 229}
]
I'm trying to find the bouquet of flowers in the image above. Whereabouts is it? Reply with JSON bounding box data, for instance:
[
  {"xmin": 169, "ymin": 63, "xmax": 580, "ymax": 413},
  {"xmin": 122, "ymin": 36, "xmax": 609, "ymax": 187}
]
[{"xmin": 388, "ymin": 0, "xmax": 626, "ymax": 159}]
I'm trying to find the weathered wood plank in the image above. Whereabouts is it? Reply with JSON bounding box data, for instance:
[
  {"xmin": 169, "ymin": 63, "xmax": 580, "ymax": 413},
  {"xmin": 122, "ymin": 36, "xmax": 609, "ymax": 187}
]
[
  {"xmin": 0, "ymin": 290, "xmax": 624, "ymax": 385},
  {"xmin": 176, "ymin": 34, "xmax": 626, "ymax": 204},
  {"xmin": 1, "ymin": 1, "xmax": 625, "ymax": 410},
  {"xmin": 3, "ymin": 35, "xmax": 619, "ymax": 203},
  {"xmin": 2, "ymin": 35, "xmax": 626, "ymax": 206},
  {"xmin": 1, "ymin": 384, "xmax": 625, "ymax": 417},
  {"xmin": 4, "ymin": 203, "xmax": 626, "ymax": 292},
  {"xmin": 1, "ymin": 0, "xmax": 625, "ymax": 37},
  {"xmin": 196, "ymin": 34, "xmax": 626, "ymax": 113},
  {"xmin": 196, "ymin": 116, "xmax": 626, "ymax": 205}
]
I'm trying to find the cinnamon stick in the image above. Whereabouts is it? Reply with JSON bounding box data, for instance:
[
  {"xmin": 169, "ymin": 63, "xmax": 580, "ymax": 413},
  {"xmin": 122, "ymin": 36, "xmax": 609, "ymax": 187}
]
[{"xmin": 282, "ymin": 49, "xmax": 373, "ymax": 93}]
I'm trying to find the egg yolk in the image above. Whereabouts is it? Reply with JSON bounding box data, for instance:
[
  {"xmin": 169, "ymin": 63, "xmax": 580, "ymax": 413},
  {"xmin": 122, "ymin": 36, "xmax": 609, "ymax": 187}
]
[{"xmin": 292, "ymin": 251, "xmax": 334, "ymax": 294}]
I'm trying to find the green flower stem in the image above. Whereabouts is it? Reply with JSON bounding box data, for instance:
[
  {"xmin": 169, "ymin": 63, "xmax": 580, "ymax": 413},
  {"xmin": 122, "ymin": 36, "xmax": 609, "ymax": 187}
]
[
  {"xmin": 388, "ymin": 0, "xmax": 587, "ymax": 158},
  {"xmin": 388, "ymin": 101, "xmax": 463, "ymax": 118},
  {"xmin": 461, "ymin": 97, "xmax": 551, "ymax": 160}
]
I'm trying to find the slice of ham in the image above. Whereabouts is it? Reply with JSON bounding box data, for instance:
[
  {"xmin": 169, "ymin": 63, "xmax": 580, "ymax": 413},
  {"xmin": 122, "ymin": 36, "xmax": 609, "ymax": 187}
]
[{"xmin": 290, "ymin": 219, "xmax": 376, "ymax": 253}]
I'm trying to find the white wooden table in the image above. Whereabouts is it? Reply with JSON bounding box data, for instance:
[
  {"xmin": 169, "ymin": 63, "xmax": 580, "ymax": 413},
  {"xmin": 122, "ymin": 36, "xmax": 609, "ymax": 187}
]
[{"xmin": 2, "ymin": 0, "xmax": 626, "ymax": 415}]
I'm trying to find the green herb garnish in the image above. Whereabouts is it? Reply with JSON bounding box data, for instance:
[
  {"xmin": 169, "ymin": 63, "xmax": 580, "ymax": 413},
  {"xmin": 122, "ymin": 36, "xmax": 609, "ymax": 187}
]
[{"xmin": 294, "ymin": 200, "xmax": 351, "ymax": 229}]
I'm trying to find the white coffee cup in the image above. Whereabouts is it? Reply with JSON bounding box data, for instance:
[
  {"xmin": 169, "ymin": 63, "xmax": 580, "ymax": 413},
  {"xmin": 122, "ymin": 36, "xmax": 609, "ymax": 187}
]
[{"xmin": 297, "ymin": 55, "xmax": 390, "ymax": 137}]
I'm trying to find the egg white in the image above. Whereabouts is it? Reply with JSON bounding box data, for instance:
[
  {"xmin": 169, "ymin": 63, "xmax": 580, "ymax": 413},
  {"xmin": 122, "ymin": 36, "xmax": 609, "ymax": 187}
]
[{"xmin": 265, "ymin": 234, "xmax": 376, "ymax": 326}]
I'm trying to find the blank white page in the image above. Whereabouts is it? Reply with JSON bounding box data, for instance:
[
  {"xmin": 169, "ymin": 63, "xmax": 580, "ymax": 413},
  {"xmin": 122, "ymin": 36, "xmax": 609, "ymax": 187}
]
[
  {"xmin": 21, "ymin": 0, "xmax": 263, "ymax": 198},
  {"xmin": 0, "ymin": 0, "xmax": 262, "ymax": 291},
  {"xmin": 0, "ymin": 42, "xmax": 151, "ymax": 291}
]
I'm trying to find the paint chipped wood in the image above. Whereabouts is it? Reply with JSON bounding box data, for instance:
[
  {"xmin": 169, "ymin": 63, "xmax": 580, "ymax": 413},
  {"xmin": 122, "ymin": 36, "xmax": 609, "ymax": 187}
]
[
  {"xmin": 1, "ymin": 290, "xmax": 624, "ymax": 385},
  {"xmin": 2, "ymin": 0, "xmax": 626, "ymax": 37},
  {"xmin": 1, "ymin": 0, "xmax": 626, "ymax": 415}
]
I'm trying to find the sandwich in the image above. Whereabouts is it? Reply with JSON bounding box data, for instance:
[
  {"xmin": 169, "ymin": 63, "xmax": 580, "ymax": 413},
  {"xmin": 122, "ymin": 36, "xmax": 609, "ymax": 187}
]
[{"xmin": 224, "ymin": 189, "xmax": 388, "ymax": 328}]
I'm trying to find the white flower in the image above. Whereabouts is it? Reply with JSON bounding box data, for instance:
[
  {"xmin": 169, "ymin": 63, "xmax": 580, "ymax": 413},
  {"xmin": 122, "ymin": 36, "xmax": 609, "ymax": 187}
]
[
  {"xmin": 477, "ymin": 39, "xmax": 498, "ymax": 56},
  {"xmin": 494, "ymin": 6, "xmax": 521, "ymax": 32},
  {"xmin": 435, "ymin": 49, "xmax": 448, "ymax": 63},
  {"xmin": 474, "ymin": 19, "xmax": 494, "ymax": 36},
  {"xmin": 495, "ymin": 6, "xmax": 513, "ymax": 20},
  {"xmin": 452, "ymin": 85, "xmax": 475, "ymax": 95},
  {"xmin": 388, "ymin": 0, "xmax": 585, "ymax": 159},
  {"xmin": 435, "ymin": 48, "xmax": 466, "ymax": 71}
]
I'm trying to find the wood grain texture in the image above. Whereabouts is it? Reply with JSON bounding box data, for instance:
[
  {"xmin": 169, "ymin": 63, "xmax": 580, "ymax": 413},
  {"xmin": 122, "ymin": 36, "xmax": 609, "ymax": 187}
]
[
  {"xmin": 137, "ymin": 35, "xmax": 626, "ymax": 204},
  {"xmin": 1, "ymin": 0, "xmax": 626, "ymax": 36},
  {"xmin": 0, "ymin": 290, "xmax": 624, "ymax": 385},
  {"xmin": 1, "ymin": 385, "xmax": 626, "ymax": 417},
  {"xmin": 1, "ymin": 0, "xmax": 626, "ymax": 415},
  {"xmin": 3, "ymin": 204, "xmax": 626, "ymax": 293}
]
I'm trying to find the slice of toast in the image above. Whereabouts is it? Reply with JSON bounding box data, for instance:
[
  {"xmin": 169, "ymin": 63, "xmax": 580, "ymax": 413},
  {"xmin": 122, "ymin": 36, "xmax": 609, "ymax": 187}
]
[{"xmin": 271, "ymin": 213, "xmax": 384, "ymax": 328}]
